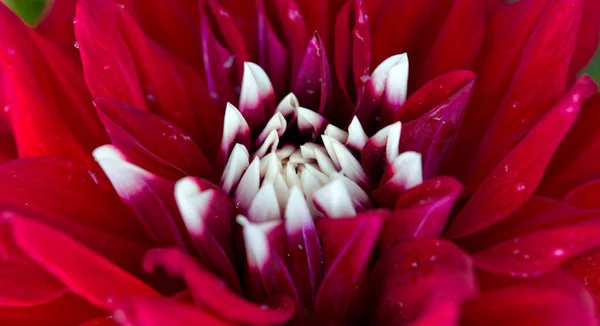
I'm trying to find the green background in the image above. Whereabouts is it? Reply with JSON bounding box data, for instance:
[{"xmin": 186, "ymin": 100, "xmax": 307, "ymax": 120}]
[{"xmin": 3, "ymin": 0, "xmax": 600, "ymax": 82}]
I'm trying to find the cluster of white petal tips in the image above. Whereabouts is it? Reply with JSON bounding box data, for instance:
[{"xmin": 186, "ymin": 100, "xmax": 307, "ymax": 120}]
[{"xmin": 220, "ymin": 58, "xmax": 423, "ymax": 223}]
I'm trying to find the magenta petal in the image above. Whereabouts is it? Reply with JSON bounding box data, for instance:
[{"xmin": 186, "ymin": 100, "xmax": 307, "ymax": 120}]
[
  {"xmin": 95, "ymin": 97, "xmax": 216, "ymax": 182},
  {"xmin": 294, "ymin": 33, "xmax": 333, "ymax": 117},
  {"xmin": 474, "ymin": 220, "xmax": 600, "ymax": 278},
  {"xmin": 564, "ymin": 247, "xmax": 600, "ymax": 304},
  {"xmin": 174, "ymin": 177, "xmax": 241, "ymax": 293},
  {"xmin": 568, "ymin": 0, "xmax": 600, "ymax": 82},
  {"xmin": 115, "ymin": 299, "xmax": 232, "ymax": 326},
  {"xmin": 367, "ymin": 238, "xmax": 476, "ymax": 326},
  {"xmin": 6, "ymin": 216, "xmax": 160, "ymax": 310},
  {"xmin": 461, "ymin": 272, "xmax": 597, "ymax": 325},
  {"xmin": 94, "ymin": 146, "xmax": 189, "ymax": 250},
  {"xmin": 446, "ymin": 77, "xmax": 596, "ymax": 239},
  {"xmin": 563, "ymin": 179, "xmax": 600, "ymax": 209},
  {"xmin": 400, "ymin": 79, "xmax": 474, "ymax": 178},
  {"xmin": 379, "ymin": 177, "xmax": 462, "ymax": 254},
  {"xmin": 256, "ymin": 0, "xmax": 289, "ymax": 98},
  {"xmin": 143, "ymin": 248, "xmax": 296, "ymax": 325},
  {"xmin": 314, "ymin": 212, "xmax": 383, "ymax": 324}
]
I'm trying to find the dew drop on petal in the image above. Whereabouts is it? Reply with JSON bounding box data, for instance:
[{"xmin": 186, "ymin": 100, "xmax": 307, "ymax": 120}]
[
  {"xmin": 514, "ymin": 183, "xmax": 526, "ymax": 192},
  {"xmin": 103, "ymin": 65, "xmax": 111, "ymax": 70}
]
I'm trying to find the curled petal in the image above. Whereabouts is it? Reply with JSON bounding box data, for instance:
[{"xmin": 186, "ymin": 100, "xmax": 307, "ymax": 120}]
[
  {"xmin": 373, "ymin": 151, "xmax": 423, "ymax": 208},
  {"xmin": 143, "ymin": 248, "xmax": 296, "ymax": 325},
  {"xmin": 361, "ymin": 122, "xmax": 402, "ymax": 186},
  {"xmin": 239, "ymin": 62, "xmax": 276, "ymax": 131},
  {"xmin": 294, "ymin": 33, "xmax": 333, "ymax": 117}
]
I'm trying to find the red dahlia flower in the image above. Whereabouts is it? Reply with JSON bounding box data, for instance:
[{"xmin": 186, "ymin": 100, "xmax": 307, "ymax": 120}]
[{"xmin": 0, "ymin": 0, "xmax": 599, "ymax": 325}]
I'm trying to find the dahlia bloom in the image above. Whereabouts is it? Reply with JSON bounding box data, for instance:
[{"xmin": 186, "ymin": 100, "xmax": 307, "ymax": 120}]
[{"xmin": 0, "ymin": 0, "xmax": 600, "ymax": 325}]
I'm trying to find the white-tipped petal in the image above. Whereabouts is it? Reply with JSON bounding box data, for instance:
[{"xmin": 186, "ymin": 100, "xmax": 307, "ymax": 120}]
[
  {"xmin": 276, "ymin": 144, "xmax": 296, "ymax": 161},
  {"xmin": 321, "ymin": 135, "xmax": 342, "ymax": 169},
  {"xmin": 175, "ymin": 177, "xmax": 213, "ymax": 235},
  {"xmin": 384, "ymin": 57, "xmax": 409, "ymax": 107},
  {"xmin": 314, "ymin": 149, "xmax": 336, "ymax": 176},
  {"xmin": 324, "ymin": 124, "xmax": 349, "ymax": 143},
  {"xmin": 389, "ymin": 151, "xmax": 423, "ymax": 189},
  {"xmin": 237, "ymin": 215, "xmax": 278, "ymax": 268},
  {"xmin": 248, "ymin": 182, "xmax": 281, "ymax": 222},
  {"xmin": 347, "ymin": 117, "xmax": 368, "ymax": 151},
  {"xmin": 220, "ymin": 103, "xmax": 250, "ymax": 158},
  {"xmin": 385, "ymin": 122, "xmax": 402, "ymax": 163},
  {"xmin": 260, "ymin": 152, "xmax": 283, "ymax": 182},
  {"xmin": 313, "ymin": 178, "xmax": 356, "ymax": 218},
  {"xmin": 253, "ymin": 129, "xmax": 280, "ymax": 159},
  {"xmin": 284, "ymin": 164, "xmax": 302, "ymax": 189},
  {"xmin": 331, "ymin": 140, "xmax": 368, "ymax": 188},
  {"xmin": 370, "ymin": 53, "xmax": 409, "ymax": 98},
  {"xmin": 220, "ymin": 144, "xmax": 250, "ymax": 194},
  {"xmin": 297, "ymin": 107, "xmax": 328, "ymax": 136},
  {"xmin": 285, "ymin": 187, "xmax": 313, "ymax": 230},
  {"xmin": 234, "ymin": 157, "xmax": 261, "ymax": 212},
  {"xmin": 276, "ymin": 93, "xmax": 299, "ymax": 118},
  {"xmin": 256, "ymin": 112, "xmax": 287, "ymax": 145}
]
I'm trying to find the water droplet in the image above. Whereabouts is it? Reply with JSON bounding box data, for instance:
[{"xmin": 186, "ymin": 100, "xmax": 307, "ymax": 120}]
[
  {"xmin": 223, "ymin": 55, "xmax": 235, "ymax": 69},
  {"xmin": 116, "ymin": 3, "xmax": 125, "ymax": 9},
  {"xmin": 511, "ymin": 101, "xmax": 520, "ymax": 109},
  {"xmin": 360, "ymin": 74, "xmax": 370, "ymax": 84},
  {"xmin": 411, "ymin": 261, "xmax": 418, "ymax": 268},
  {"xmin": 73, "ymin": 41, "xmax": 79, "ymax": 49},
  {"xmin": 553, "ymin": 249, "xmax": 565, "ymax": 256},
  {"xmin": 514, "ymin": 183, "xmax": 526, "ymax": 192},
  {"xmin": 7, "ymin": 48, "xmax": 15, "ymax": 55},
  {"xmin": 73, "ymin": 17, "xmax": 80, "ymax": 24},
  {"xmin": 103, "ymin": 65, "xmax": 111, "ymax": 70},
  {"xmin": 3, "ymin": 106, "xmax": 9, "ymax": 113},
  {"xmin": 298, "ymin": 244, "xmax": 304, "ymax": 250}
]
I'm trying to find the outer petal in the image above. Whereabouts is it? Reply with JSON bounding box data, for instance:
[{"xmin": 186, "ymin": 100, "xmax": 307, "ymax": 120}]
[
  {"xmin": 461, "ymin": 272, "xmax": 597, "ymax": 326},
  {"xmin": 367, "ymin": 238, "xmax": 476, "ymax": 326},
  {"xmin": 379, "ymin": 177, "xmax": 462, "ymax": 254},
  {"xmin": 0, "ymin": 294, "xmax": 103, "ymax": 326},
  {"xmin": 446, "ymin": 77, "xmax": 595, "ymax": 239},
  {"xmin": 115, "ymin": 299, "xmax": 232, "ymax": 326},
  {"xmin": 474, "ymin": 220, "xmax": 600, "ymax": 278},
  {"xmin": 568, "ymin": 0, "xmax": 600, "ymax": 81},
  {"xmin": 143, "ymin": 248, "xmax": 296, "ymax": 325},
  {"xmin": 5, "ymin": 216, "xmax": 161, "ymax": 310},
  {"xmin": 95, "ymin": 98, "xmax": 216, "ymax": 182},
  {"xmin": 0, "ymin": 3, "xmax": 107, "ymax": 165},
  {"xmin": 314, "ymin": 212, "xmax": 383, "ymax": 323},
  {"xmin": 459, "ymin": 0, "xmax": 586, "ymax": 191},
  {"xmin": 35, "ymin": 0, "xmax": 77, "ymax": 48}
]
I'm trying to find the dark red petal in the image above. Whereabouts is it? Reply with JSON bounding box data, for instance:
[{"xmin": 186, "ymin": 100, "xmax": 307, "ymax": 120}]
[
  {"xmin": 540, "ymin": 94, "xmax": 600, "ymax": 198},
  {"xmin": 314, "ymin": 212, "xmax": 383, "ymax": 324},
  {"xmin": 95, "ymin": 98, "xmax": 216, "ymax": 182},
  {"xmin": 447, "ymin": 0, "xmax": 565, "ymax": 179},
  {"xmin": 370, "ymin": 0, "xmax": 436, "ymax": 68},
  {"xmin": 418, "ymin": 0, "xmax": 484, "ymax": 84},
  {"xmin": 400, "ymin": 79, "xmax": 474, "ymax": 179},
  {"xmin": 379, "ymin": 177, "xmax": 462, "ymax": 254},
  {"xmin": 446, "ymin": 77, "xmax": 594, "ymax": 239},
  {"xmin": 474, "ymin": 220, "xmax": 600, "ymax": 278},
  {"xmin": 367, "ymin": 238, "xmax": 476, "ymax": 326},
  {"xmin": 0, "ymin": 3, "xmax": 106, "ymax": 166},
  {"xmin": 94, "ymin": 146, "xmax": 189, "ymax": 250},
  {"xmin": 294, "ymin": 33, "xmax": 333, "ymax": 118},
  {"xmin": 79, "ymin": 316, "xmax": 118, "ymax": 326},
  {"xmin": 397, "ymin": 70, "xmax": 475, "ymax": 122},
  {"xmin": 461, "ymin": 272, "xmax": 597, "ymax": 326},
  {"xmin": 143, "ymin": 248, "xmax": 296, "ymax": 325},
  {"xmin": 568, "ymin": 0, "xmax": 600, "ymax": 81},
  {"xmin": 256, "ymin": 1, "xmax": 289, "ymax": 98},
  {"xmin": 458, "ymin": 196, "xmax": 600, "ymax": 252},
  {"xmin": 460, "ymin": 0, "xmax": 586, "ymax": 192},
  {"xmin": 7, "ymin": 216, "xmax": 160, "ymax": 310},
  {"xmin": 35, "ymin": 0, "xmax": 77, "ymax": 48},
  {"xmin": 564, "ymin": 179, "xmax": 600, "ymax": 209},
  {"xmin": 115, "ymin": 299, "xmax": 232, "ymax": 326},
  {"xmin": 122, "ymin": 0, "xmax": 202, "ymax": 71},
  {"xmin": 199, "ymin": 0, "xmax": 249, "ymax": 107},
  {"xmin": 0, "ymin": 294, "xmax": 104, "ymax": 326},
  {"xmin": 564, "ymin": 247, "xmax": 600, "ymax": 304}
]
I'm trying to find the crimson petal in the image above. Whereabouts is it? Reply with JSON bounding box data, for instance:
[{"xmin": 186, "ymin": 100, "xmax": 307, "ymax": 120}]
[
  {"xmin": 367, "ymin": 238, "xmax": 476, "ymax": 326},
  {"xmin": 294, "ymin": 33, "xmax": 333, "ymax": 118},
  {"xmin": 400, "ymin": 79, "xmax": 474, "ymax": 178},
  {"xmin": 95, "ymin": 97, "xmax": 216, "ymax": 182},
  {"xmin": 314, "ymin": 212, "xmax": 382, "ymax": 323},
  {"xmin": 6, "ymin": 216, "xmax": 160, "ymax": 310},
  {"xmin": 115, "ymin": 299, "xmax": 232, "ymax": 326},
  {"xmin": 474, "ymin": 220, "xmax": 600, "ymax": 278},
  {"xmin": 568, "ymin": 0, "xmax": 600, "ymax": 82},
  {"xmin": 143, "ymin": 248, "xmax": 296, "ymax": 325},
  {"xmin": 446, "ymin": 77, "xmax": 595, "ymax": 239}
]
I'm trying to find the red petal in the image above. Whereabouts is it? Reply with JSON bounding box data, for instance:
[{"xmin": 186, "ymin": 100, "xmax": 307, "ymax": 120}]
[
  {"xmin": 143, "ymin": 248, "xmax": 296, "ymax": 325},
  {"xmin": 367, "ymin": 238, "xmax": 476, "ymax": 326},
  {"xmin": 79, "ymin": 316, "xmax": 118, "ymax": 326},
  {"xmin": 461, "ymin": 0, "xmax": 586, "ymax": 192},
  {"xmin": 94, "ymin": 145, "xmax": 189, "ymax": 250},
  {"xmin": 115, "ymin": 299, "xmax": 232, "ymax": 326},
  {"xmin": 462, "ymin": 272, "xmax": 597, "ymax": 325},
  {"xmin": 0, "ymin": 4, "xmax": 107, "ymax": 166},
  {"xmin": 474, "ymin": 220, "xmax": 600, "ymax": 278},
  {"xmin": 0, "ymin": 294, "xmax": 103, "ymax": 326},
  {"xmin": 95, "ymin": 98, "xmax": 216, "ymax": 182},
  {"xmin": 379, "ymin": 177, "xmax": 462, "ymax": 253},
  {"xmin": 397, "ymin": 70, "xmax": 476, "ymax": 122},
  {"xmin": 7, "ymin": 216, "xmax": 160, "ymax": 310},
  {"xmin": 400, "ymin": 79, "xmax": 474, "ymax": 178},
  {"xmin": 564, "ymin": 247, "xmax": 600, "ymax": 304},
  {"xmin": 418, "ymin": 0, "xmax": 484, "ymax": 84},
  {"xmin": 199, "ymin": 0, "xmax": 249, "ymax": 107},
  {"xmin": 314, "ymin": 212, "xmax": 382, "ymax": 323},
  {"xmin": 256, "ymin": 1, "xmax": 289, "ymax": 99},
  {"xmin": 294, "ymin": 33, "xmax": 333, "ymax": 118},
  {"xmin": 446, "ymin": 77, "xmax": 594, "ymax": 239},
  {"xmin": 568, "ymin": 0, "xmax": 600, "ymax": 81},
  {"xmin": 35, "ymin": 0, "xmax": 77, "ymax": 48},
  {"xmin": 540, "ymin": 94, "xmax": 600, "ymax": 198}
]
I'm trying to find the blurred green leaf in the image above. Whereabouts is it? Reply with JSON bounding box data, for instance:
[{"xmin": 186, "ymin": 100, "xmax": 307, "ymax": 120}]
[
  {"xmin": 2, "ymin": 0, "xmax": 49, "ymax": 26},
  {"xmin": 585, "ymin": 47, "xmax": 600, "ymax": 84}
]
